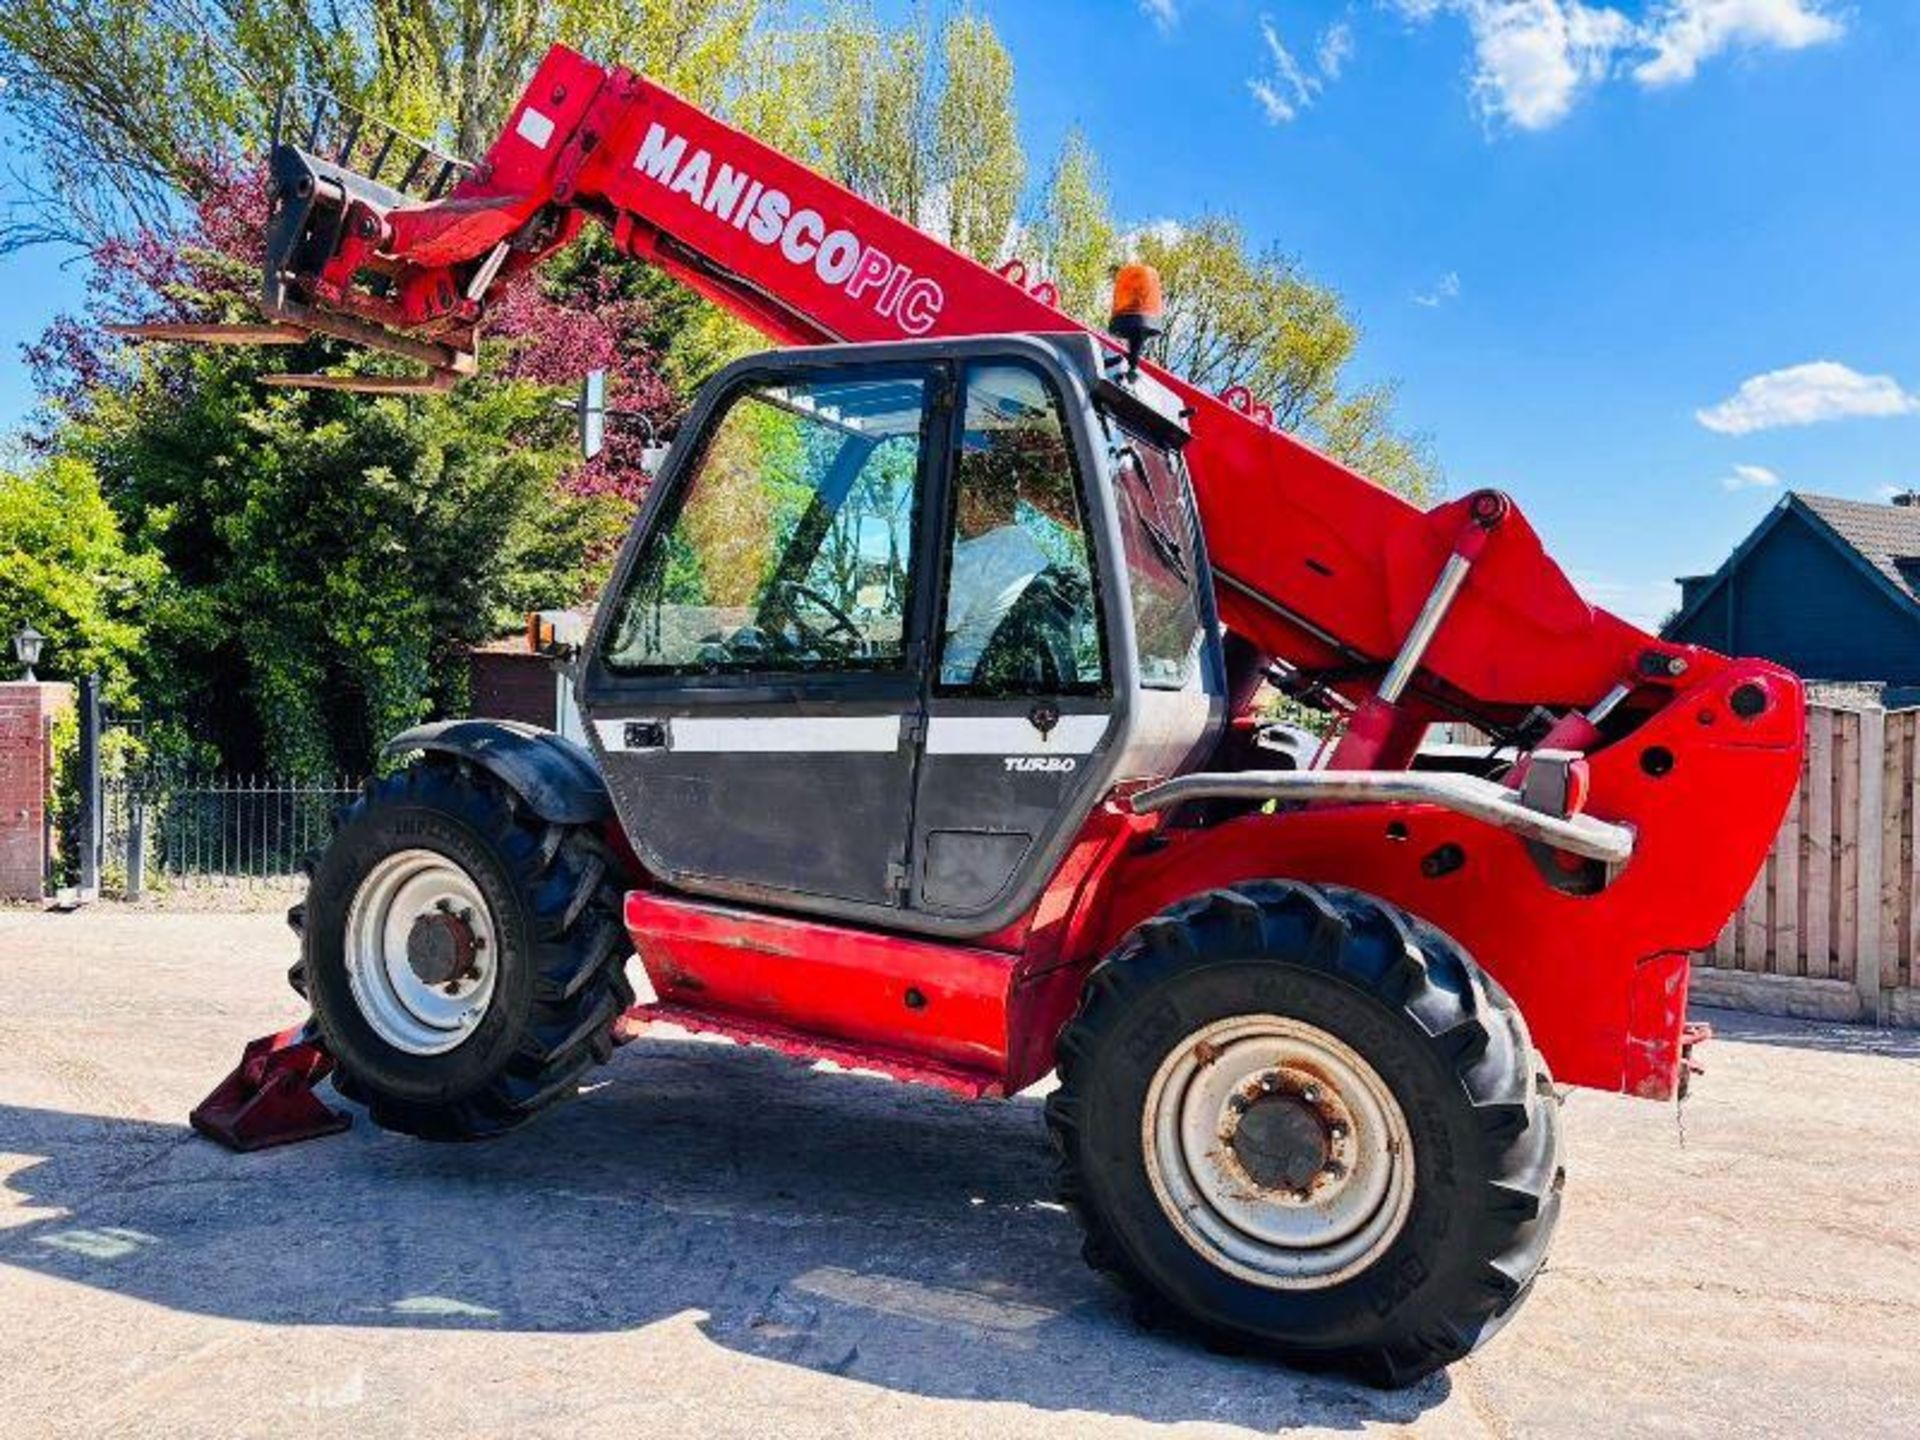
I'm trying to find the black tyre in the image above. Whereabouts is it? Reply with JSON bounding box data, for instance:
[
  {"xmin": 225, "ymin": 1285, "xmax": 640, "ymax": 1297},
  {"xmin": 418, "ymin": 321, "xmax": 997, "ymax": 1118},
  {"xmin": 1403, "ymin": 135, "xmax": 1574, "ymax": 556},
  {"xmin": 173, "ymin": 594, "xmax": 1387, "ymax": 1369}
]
[
  {"xmin": 292, "ymin": 757, "xmax": 633, "ymax": 1140},
  {"xmin": 1047, "ymin": 881, "xmax": 1561, "ymax": 1386}
]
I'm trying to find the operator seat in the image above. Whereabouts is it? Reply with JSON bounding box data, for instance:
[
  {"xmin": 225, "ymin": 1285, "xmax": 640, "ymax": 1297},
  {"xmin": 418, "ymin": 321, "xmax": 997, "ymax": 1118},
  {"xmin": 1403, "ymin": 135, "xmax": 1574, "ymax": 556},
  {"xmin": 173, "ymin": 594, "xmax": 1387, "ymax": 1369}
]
[{"xmin": 972, "ymin": 565, "xmax": 1092, "ymax": 692}]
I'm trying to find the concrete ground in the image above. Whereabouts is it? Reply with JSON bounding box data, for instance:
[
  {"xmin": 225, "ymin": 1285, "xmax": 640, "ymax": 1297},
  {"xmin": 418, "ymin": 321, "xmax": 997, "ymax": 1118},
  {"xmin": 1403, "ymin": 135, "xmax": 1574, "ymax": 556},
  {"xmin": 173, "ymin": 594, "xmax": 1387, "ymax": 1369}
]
[{"xmin": 2, "ymin": 908, "xmax": 1917, "ymax": 1440}]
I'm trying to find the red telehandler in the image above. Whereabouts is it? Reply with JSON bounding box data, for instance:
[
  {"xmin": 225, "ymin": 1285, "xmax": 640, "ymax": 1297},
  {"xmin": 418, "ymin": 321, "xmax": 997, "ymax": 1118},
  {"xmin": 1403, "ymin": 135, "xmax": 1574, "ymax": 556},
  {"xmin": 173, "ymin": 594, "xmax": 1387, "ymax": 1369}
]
[{"xmin": 158, "ymin": 45, "xmax": 1801, "ymax": 1384}]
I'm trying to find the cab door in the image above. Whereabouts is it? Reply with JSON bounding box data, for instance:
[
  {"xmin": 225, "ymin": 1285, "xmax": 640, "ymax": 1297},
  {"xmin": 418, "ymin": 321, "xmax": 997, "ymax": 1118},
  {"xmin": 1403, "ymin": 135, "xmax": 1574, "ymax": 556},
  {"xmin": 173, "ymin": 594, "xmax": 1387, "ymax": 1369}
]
[
  {"xmin": 581, "ymin": 363, "xmax": 942, "ymax": 909},
  {"xmin": 910, "ymin": 360, "xmax": 1119, "ymax": 919}
]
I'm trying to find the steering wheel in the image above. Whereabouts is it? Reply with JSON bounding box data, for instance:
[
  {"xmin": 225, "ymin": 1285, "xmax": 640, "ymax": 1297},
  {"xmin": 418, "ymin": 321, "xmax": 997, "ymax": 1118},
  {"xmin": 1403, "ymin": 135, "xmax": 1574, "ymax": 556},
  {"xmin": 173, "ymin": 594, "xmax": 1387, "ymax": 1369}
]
[{"xmin": 768, "ymin": 579, "xmax": 868, "ymax": 655}]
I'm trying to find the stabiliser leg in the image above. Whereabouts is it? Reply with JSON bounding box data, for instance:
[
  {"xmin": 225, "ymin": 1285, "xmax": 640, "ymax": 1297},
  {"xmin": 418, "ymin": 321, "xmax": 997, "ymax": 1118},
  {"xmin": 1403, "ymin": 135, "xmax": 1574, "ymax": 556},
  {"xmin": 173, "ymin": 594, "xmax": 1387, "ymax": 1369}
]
[{"xmin": 189, "ymin": 1021, "xmax": 352, "ymax": 1152}]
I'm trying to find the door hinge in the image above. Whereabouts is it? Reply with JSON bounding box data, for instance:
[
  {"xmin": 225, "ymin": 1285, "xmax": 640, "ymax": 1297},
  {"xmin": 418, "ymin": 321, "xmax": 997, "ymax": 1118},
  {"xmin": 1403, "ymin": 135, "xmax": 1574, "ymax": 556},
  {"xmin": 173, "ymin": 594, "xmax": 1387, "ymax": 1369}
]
[{"xmin": 886, "ymin": 859, "xmax": 912, "ymax": 900}]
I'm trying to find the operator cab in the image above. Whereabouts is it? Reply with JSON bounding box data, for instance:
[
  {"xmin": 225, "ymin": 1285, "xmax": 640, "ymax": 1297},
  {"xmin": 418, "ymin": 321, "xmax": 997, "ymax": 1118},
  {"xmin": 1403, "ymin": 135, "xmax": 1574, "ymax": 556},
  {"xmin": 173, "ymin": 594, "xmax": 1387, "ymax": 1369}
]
[{"xmin": 578, "ymin": 332, "xmax": 1225, "ymax": 937}]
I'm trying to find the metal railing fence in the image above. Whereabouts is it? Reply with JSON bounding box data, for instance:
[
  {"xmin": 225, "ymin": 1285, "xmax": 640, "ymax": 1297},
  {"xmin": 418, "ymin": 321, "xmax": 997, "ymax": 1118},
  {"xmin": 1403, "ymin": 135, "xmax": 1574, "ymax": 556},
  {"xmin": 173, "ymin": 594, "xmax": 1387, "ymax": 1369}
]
[{"xmin": 101, "ymin": 771, "xmax": 363, "ymax": 894}]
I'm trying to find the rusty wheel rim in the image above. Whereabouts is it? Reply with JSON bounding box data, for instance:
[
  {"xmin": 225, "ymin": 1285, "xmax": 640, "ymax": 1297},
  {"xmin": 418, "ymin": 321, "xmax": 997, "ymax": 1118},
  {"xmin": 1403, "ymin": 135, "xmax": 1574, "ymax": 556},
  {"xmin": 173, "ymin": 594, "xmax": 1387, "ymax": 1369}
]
[{"xmin": 1141, "ymin": 1014, "xmax": 1415, "ymax": 1289}]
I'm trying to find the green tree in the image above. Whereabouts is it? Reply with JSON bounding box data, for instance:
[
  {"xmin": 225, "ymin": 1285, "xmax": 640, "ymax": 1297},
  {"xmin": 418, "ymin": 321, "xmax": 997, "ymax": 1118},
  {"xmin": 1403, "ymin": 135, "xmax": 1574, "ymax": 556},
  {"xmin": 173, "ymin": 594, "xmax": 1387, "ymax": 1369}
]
[
  {"xmin": 0, "ymin": 453, "xmax": 161, "ymax": 703},
  {"xmin": 732, "ymin": 5, "xmax": 1018, "ymax": 262},
  {"xmin": 0, "ymin": 0, "xmax": 762, "ymax": 249},
  {"xmin": 1031, "ymin": 127, "xmax": 1119, "ymax": 326},
  {"xmin": 63, "ymin": 344, "xmax": 626, "ymax": 776},
  {"xmin": 1136, "ymin": 217, "xmax": 1439, "ymax": 499},
  {"xmin": 930, "ymin": 11, "xmax": 1022, "ymax": 262}
]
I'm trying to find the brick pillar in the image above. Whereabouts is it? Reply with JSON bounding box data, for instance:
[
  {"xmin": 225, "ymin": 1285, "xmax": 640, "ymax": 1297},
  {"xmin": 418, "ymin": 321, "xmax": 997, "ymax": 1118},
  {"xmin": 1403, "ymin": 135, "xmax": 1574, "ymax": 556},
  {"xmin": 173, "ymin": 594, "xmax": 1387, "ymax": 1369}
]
[{"xmin": 0, "ymin": 681, "xmax": 73, "ymax": 901}]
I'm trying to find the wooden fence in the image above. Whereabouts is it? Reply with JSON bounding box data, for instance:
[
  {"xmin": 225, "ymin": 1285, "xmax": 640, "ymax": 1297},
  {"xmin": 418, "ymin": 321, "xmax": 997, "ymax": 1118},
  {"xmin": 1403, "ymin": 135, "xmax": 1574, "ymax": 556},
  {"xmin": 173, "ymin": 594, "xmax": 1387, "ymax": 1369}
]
[{"xmin": 1692, "ymin": 701, "xmax": 1920, "ymax": 1027}]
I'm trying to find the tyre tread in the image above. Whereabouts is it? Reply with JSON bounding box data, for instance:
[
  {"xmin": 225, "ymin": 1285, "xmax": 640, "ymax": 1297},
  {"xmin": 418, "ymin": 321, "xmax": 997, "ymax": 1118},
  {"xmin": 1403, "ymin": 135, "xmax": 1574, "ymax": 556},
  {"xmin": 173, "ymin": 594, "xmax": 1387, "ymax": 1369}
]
[
  {"xmin": 1045, "ymin": 880, "xmax": 1562, "ymax": 1387},
  {"xmin": 300, "ymin": 758, "xmax": 632, "ymax": 1142}
]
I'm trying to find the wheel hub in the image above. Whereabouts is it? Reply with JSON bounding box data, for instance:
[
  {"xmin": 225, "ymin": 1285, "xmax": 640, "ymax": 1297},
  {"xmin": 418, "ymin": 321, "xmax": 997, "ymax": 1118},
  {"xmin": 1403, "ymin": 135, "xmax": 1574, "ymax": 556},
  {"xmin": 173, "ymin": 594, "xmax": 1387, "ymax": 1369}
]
[
  {"xmin": 1229, "ymin": 1088, "xmax": 1332, "ymax": 1193},
  {"xmin": 344, "ymin": 849, "xmax": 500, "ymax": 1056},
  {"xmin": 405, "ymin": 905, "xmax": 480, "ymax": 988},
  {"xmin": 1142, "ymin": 1015, "xmax": 1415, "ymax": 1290}
]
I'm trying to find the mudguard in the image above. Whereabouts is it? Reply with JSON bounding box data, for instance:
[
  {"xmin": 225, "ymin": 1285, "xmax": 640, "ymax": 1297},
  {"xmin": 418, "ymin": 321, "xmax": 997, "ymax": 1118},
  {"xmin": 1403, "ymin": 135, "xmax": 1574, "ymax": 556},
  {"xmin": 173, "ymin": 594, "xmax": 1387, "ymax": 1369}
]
[{"xmin": 382, "ymin": 719, "xmax": 612, "ymax": 825}]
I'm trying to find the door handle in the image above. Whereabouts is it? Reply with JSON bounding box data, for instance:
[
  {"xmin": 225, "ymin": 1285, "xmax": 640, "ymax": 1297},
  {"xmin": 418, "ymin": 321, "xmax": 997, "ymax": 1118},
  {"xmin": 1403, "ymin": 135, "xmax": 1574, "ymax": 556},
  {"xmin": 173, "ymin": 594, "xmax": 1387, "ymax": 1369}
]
[{"xmin": 623, "ymin": 720, "xmax": 667, "ymax": 750}]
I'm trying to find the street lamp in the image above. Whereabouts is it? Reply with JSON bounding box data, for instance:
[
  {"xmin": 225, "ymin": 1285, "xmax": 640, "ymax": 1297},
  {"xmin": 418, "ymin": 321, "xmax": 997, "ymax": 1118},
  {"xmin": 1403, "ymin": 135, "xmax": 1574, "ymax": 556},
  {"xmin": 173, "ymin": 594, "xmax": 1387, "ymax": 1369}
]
[{"xmin": 12, "ymin": 623, "xmax": 45, "ymax": 682}]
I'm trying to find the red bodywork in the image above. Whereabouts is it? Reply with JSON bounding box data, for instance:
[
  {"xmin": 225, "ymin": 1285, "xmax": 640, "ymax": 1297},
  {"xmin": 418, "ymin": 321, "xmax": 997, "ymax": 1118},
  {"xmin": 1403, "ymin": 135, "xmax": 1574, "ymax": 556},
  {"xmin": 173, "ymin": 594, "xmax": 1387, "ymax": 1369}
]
[{"xmin": 252, "ymin": 45, "xmax": 1802, "ymax": 1103}]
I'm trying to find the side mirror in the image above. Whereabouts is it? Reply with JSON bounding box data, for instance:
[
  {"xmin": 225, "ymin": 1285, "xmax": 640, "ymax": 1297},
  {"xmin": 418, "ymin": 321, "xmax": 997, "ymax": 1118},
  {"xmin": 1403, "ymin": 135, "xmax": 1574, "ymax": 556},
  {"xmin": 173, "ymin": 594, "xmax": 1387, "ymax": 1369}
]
[
  {"xmin": 579, "ymin": 368, "xmax": 606, "ymax": 461},
  {"xmin": 571, "ymin": 368, "xmax": 669, "ymax": 472}
]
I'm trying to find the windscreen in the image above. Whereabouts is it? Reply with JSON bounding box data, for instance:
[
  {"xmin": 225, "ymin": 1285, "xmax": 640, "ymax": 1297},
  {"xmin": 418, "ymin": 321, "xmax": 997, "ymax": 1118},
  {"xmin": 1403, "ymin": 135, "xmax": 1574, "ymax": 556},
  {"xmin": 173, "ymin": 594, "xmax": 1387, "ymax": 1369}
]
[{"xmin": 602, "ymin": 372, "xmax": 929, "ymax": 675}]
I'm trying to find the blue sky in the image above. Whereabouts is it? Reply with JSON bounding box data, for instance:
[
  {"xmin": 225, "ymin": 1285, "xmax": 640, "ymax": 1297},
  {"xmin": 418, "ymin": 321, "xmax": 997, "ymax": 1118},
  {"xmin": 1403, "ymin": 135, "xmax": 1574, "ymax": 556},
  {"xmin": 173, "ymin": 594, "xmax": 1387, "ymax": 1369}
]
[{"xmin": 4, "ymin": 1, "xmax": 1915, "ymax": 627}]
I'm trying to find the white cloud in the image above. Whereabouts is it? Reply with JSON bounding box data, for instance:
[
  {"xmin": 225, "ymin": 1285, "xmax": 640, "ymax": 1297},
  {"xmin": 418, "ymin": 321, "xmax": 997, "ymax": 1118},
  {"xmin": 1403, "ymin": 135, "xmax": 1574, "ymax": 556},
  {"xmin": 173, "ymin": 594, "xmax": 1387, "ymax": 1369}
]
[
  {"xmin": 1720, "ymin": 462, "xmax": 1781, "ymax": 490},
  {"xmin": 1140, "ymin": 0, "xmax": 1179, "ymax": 33},
  {"xmin": 1635, "ymin": 0, "xmax": 1844, "ymax": 86},
  {"xmin": 1317, "ymin": 20, "xmax": 1356, "ymax": 80},
  {"xmin": 1249, "ymin": 15, "xmax": 1323, "ymax": 124},
  {"xmin": 1467, "ymin": 1, "xmax": 1635, "ymax": 131},
  {"xmin": 1413, "ymin": 271, "xmax": 1463, "ymax": 307},
  {"xmin": 1248, "ymin": 80, "xmax": 1298, "ymax": 125},
  {"xmin": 1391, "ymin": 0, "xmax": 1844, "ymax": 131},
  {"xmin": 1697, "ymin": 362, "xmax": 1920, "ymax": 435},
  {"xmin": 1250, "ymin": 14, "xmax": 1359, "ymax": 123}
]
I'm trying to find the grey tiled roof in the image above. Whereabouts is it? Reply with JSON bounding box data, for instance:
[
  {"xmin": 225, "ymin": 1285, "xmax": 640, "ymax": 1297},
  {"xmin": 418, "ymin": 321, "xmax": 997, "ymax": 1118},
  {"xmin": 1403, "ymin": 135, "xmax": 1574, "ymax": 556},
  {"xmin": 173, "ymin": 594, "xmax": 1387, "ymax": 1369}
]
[{"xmin": 1795, "ymin": 493, "xmax": 1920, "ymax": 606}]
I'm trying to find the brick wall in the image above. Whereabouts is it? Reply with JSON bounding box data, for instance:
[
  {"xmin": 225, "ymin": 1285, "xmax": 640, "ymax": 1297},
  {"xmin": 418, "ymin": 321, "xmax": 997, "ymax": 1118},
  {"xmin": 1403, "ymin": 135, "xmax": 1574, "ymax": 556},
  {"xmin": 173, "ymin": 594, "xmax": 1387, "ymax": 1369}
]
[{"xmin": 0, "ymin": 682, "xmax": 72, "ymax": 901}]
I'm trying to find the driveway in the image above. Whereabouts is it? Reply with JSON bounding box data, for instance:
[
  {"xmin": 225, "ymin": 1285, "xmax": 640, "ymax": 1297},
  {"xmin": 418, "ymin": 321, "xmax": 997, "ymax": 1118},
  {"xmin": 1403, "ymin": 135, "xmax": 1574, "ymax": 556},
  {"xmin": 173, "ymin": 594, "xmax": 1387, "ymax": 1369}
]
[{"xmin": 2, "ymin": 907, "xmax": 1917, "ymax": 1438}]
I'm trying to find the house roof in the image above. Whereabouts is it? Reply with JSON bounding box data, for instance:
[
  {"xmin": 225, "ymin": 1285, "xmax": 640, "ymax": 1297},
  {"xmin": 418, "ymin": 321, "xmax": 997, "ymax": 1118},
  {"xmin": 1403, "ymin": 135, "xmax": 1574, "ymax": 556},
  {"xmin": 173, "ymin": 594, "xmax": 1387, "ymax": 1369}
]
[
  {"xmin": 1665, "ymin": 491, "xmax": 1920, "ymax": 639},
  {"xmin": 1795, "ymin": 493, "xmax": 1920, "ymax": 605}
]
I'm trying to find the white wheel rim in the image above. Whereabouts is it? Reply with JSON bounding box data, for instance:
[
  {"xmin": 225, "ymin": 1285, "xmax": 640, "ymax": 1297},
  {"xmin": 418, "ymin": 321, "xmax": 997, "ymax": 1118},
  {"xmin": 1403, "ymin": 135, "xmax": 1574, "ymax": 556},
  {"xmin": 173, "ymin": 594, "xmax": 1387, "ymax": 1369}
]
[
  {"xmin": 344, "ymin": 848, "xmax": 499, "ymax": 1056},
  {"xmin": 1141, "ymin": 1014, "xmax": 1415, "ymax": 1290}
]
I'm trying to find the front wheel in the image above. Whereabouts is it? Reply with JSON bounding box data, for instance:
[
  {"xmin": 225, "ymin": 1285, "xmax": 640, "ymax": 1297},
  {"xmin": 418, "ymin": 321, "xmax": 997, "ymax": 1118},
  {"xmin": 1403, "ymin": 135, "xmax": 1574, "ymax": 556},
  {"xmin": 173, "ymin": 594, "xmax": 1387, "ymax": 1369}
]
[
  {"xmin": 1047, "ymin": 881, "xmax": 1562, "ymax": 1385},
  {"xmin": 294, "ymin": 758, "xmax": 634, "ymax": 1140}
]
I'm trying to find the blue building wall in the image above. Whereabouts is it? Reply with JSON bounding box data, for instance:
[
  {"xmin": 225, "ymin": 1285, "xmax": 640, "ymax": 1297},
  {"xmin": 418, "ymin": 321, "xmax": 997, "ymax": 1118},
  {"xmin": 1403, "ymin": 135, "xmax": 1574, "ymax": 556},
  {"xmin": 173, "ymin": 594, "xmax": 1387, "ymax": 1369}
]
[{"xmin": 1666, "ymin": 511, "xmax": 1920, "ymax": 683}]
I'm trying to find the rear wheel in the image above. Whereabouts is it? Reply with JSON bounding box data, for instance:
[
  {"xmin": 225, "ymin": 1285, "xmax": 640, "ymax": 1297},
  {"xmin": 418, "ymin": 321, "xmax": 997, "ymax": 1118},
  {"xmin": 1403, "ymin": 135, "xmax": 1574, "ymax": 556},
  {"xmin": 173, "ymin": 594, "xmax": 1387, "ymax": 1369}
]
[
  {"xmin": 293, "ymin": 758, "xmax": 633, "ymax": 1140},
  {"xmin": 1047, "ymin": 881, "xmax": 1561, "ymax": 1385}
]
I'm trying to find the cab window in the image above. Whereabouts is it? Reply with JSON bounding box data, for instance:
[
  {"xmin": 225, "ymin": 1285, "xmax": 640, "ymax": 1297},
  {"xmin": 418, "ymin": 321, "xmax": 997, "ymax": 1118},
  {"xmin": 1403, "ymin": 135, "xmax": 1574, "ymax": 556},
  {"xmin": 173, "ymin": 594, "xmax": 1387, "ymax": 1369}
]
[
  {"xmin": 1113, "ymin": 429, "xmax": 1205, "ymax": 689},
  {"xmin": 936, "ymin": 363, "xmax": 1105, "ymax": 695},
  {"xmin": 602, "ymin": 373, "xmax": 928, "ymax": 675}
]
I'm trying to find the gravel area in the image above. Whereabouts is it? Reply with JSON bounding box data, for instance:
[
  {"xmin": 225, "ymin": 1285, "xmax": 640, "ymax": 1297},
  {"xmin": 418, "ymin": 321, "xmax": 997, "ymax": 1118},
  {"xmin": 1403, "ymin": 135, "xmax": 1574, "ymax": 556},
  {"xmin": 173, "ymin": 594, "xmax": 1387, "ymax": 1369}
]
[{"xmin": 2, "ymin": 905, "xmax": 1917, "ymax": 1438}]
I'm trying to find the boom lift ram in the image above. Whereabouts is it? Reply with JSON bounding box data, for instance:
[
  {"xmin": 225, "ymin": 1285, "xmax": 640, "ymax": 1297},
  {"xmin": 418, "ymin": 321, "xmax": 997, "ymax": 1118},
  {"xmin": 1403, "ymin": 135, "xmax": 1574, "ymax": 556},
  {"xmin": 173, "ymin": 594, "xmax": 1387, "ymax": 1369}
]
[{"xmin": 161, "ymin": 46, "xmax": 1802, "ymax": 1384}]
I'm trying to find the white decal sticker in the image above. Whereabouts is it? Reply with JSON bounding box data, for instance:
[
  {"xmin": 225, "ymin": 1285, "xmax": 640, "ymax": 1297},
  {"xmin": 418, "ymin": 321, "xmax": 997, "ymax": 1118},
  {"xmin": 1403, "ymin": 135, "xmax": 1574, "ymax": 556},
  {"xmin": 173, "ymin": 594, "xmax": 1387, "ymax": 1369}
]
[
  {"xmin": 628, "ymin": 120, "xmax": 945, "ymax": 337},
  {"xmin": 926, "ymin": 715, "xmax": 1110, "ymax": 756},
  {"xmin": 516, "ymin": 106, "xmax": 556, "ymax": 149},
  {"xmin": 1004, "ymin": 756, "xmax": 1078, "ymax": 774},
  {"xmin": 595, "ymin": 715, "xmax": 902, "ymax": 753}
]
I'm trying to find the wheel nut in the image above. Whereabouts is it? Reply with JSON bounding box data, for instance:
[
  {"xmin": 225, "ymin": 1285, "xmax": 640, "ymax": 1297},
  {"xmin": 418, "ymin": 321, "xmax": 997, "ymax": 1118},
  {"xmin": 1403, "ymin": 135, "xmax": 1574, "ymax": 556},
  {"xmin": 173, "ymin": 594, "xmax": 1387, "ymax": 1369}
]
[{"xmin": 1301, "ymin": 1084, "xmax": 1322, "ymax": 1104}]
